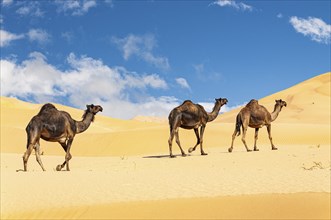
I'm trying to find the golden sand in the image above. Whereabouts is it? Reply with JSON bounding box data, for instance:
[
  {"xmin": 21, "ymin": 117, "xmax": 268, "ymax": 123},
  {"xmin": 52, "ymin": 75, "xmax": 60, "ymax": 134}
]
[{"xmin": 1, "ymin": 72, "xmax": 330, "ymax": 219}]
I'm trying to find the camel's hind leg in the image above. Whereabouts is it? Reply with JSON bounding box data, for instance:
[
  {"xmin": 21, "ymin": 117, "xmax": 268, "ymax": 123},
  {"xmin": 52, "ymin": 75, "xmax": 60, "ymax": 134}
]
[
  {"xmin": 23, "ymin": 143, "xmax": 34, "ymax": 172},
  {"xmin": 168, "ymin": 114, "xmax": 185, "ymax": 158},
  {"xmin": 188, "ymin": 128, "xmax": 200, "ymax": 153},
  {"xmin": 35, "ymin": 140, "xmax": 46, "ymax": 171},
  {"xmin": 175, "ymin": 130, "xmax": 186, "ymax": 157},
  {"xmin": 241, "ymin": 127, "xmax": 252, "ymax": 152},
  {"xmin": 168, "ymin": 129, "xmax": 175, "ymax": 158},
  {"xmin": 228, "ymin": 128, "xmax": 237, "ymax": 153},
  {"xmin": 229, "ymin": 114, "xmax": 241, "ymax": 153},
  {"xmin": 23, "ymin": 127, "xmax": 44, "ymax": 171}
]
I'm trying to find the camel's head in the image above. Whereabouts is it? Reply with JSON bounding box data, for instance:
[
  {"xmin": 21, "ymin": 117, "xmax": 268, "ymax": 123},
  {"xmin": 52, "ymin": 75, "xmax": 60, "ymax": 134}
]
[
  {"xmin": 215, "ymin": 98, "xmax": 228, "ymax": 106},
  {"xmin": 86, "ymin": 104, "xmax": 103, "ymax": 115},
  {"xmin": 275, "ymin": 99, "xmax": 287, "ymax": 109}
]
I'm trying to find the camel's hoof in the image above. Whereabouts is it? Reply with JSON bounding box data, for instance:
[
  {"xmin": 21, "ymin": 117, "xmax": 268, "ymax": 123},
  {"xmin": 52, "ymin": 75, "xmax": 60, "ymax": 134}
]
[
  {"xmin": 254, "ymin": 148, "xmax": 260, "ymax": 151},
  {"xmin": 201, "ymin": 152, "xmax": 208, "ymax": 156},
  {"xmin": 228, "ymin": 148, "xmax": 233, "ymax": 153},
  {"xmin": 56, "ymin": 165, "xmax": 62, "ymax": 171},
  {"xmin": 170, "ymin": 155, "xmax": 176, "ymax": 158},
  {"xmin": 188, "ymin": 148, "xmax": 194, "ymax": 153},
  {"xmin": 272, "ymin": 147, "xmax": 278, "ymax": 150},
  {"xmin": 247, "ymin": 149, "xmax": 252, "ymax": 152},
  {"xmin": 182, "ymin": 153, "xmax": 187, "ymax": 157}
]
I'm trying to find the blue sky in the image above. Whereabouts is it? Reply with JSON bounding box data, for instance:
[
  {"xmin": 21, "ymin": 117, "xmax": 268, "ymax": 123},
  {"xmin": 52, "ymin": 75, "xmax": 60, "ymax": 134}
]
[{"xmin": 1, "ymin": 0, "xmax": 330, "ymax": 119}]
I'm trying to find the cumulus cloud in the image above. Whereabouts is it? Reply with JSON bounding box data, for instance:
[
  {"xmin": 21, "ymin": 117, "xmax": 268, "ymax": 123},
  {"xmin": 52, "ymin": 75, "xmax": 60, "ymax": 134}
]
[
  {"xmin": 112, "ymin": 34, "xmax": 170, "ymax": 71},
  {"xmin": 55, "ymin": 0, "xmax": 97, "ymax": 16},
  {"xmin": 210, "ymin": 0, "xmax": 253, "ymax": 12},
  {"xmin": 0, "ymin": 29, "xmax": 24, "ymax": 47},
  {"xmin": 175, "ymin": 78, "xmax": 190, "ymax": 89},
  {"xmin": 289, "ymin": 16, "xmax": 331, "ymax": 44},
  {"xmin": 0, "ymin": 52, "xmax": 177, "ymax": 119}
]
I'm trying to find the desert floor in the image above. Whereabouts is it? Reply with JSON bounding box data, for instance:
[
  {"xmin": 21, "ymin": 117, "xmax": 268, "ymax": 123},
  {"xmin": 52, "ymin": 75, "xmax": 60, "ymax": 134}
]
[
  {"xmin": 1, "ymin": 145, "xmax": 330, "ymax": 219},
  {"xmin": 1, "ymin": 72, "xmax": 330, "ymax": 219}
]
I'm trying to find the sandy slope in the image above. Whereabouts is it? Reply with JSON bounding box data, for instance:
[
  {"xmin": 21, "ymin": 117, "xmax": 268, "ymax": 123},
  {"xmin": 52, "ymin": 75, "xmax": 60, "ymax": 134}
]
[{"xmin": 1, "ymin": 72, "xmax": 330, "ymax": 219}]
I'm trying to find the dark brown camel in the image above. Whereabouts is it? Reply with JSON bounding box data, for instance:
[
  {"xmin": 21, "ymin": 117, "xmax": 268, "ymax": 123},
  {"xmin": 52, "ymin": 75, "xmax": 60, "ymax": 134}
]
[
  {"xmin": 168, "ymin": 98, "xmax": 228, "ymax": 158},
  {"xmin": 228, "ymin": 99, "xmax": 287, "ymax": 153},
  {"xmin": 23, "ymin": 103, "xmax": 103, "ymax": 171}
]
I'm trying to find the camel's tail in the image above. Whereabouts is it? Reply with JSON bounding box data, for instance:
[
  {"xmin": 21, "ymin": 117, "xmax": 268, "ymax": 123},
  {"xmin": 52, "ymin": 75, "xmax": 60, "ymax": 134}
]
[{"xmin": 235, "ymin": 114, "xmax": 242, "ymax": 136}]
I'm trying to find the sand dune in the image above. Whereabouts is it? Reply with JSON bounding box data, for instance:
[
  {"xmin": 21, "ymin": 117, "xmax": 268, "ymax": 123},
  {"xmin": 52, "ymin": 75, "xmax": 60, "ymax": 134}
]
[{"xmin": 1, "ymin": 72, "xmax": 330, "ymax": 219}]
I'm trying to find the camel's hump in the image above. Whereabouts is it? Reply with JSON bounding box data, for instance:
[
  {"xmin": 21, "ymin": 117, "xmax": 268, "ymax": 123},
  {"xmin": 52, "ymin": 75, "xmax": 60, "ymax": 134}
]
[
  {"xmin": 38, "ymin": 103, "xmax": 57, "ymax": 114},
  {"xmin": 246, "ymin": 99, "xmax": 258, "ymax": 106},
  {"xmin": 182, "ymin": 100, "xmax": 193, "ymax": 104}
]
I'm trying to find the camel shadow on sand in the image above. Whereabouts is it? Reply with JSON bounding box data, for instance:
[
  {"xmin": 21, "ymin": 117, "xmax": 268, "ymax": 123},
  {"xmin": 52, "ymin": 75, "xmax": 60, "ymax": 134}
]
[{"xmin": 143, "ymin": 154, "xmax": 192, "ymax": 159}]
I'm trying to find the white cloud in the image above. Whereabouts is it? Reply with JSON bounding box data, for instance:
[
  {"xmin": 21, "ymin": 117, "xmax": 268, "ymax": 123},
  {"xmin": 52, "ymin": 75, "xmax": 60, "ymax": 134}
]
[
  {"xmin": 175, "ymin": 78, "xmax": 190, "ymax": 89},
  {"xmin": 0, "ymin": 52, "xmax": 63, "ymax": 100},
  {"xmin": 210, "ymin": 0, "xmax": 253, "ymax": 12},
  {"xmin": 16, "ymin": 1, "xmax": 44, "ymax": 17},
  {"xmin": 27, "ymin": 29, "xmax": 51, "ymax": 44},
  {"xmin": 112, "ymin": 34, "xmax": 170, "ymax": 70},
  {"xmin": 0, "ymin": 29, "xmax": 24, "ymax": 47},
  {"xmin": 1, "ymin": 52, "xmax": 176, "ymax": 119},
  {"xmin": 289, "ymin": 16, "xmax": 331, "ymax": 44},
  {"xmin": 198, "ymin": 101, "xmax": 244, "ymax": 114},
  {"xmin": 55, "ymin": 0, "xmax": 97, "ymax": 16}
]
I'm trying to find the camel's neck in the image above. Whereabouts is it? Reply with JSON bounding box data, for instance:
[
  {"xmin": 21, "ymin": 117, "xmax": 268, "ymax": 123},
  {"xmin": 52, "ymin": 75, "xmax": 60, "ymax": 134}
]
[
  {"xmin": 75, "ymin": 112, "xmax": 94, "ymax": 134},
  {"xmin": 207, "ymin": 102, "xmax": 222, "ymax": 122},
  {"xmin": 270, "ymin": 104, "xmax": 282, "ymax": 122}
]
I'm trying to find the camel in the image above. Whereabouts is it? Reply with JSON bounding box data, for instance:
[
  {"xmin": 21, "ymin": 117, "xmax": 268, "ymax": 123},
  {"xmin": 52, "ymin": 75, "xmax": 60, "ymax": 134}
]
[
  {"xmin": 168, "ymin": 98, "xmax": 228, "ymax": 158},
  {"xmin": 23, "ymin": 103, "xmax": 103, "ymax": 171},
  {"xmin": 228, "ymin": 99, "xmax": 287, "ymax": 153}
]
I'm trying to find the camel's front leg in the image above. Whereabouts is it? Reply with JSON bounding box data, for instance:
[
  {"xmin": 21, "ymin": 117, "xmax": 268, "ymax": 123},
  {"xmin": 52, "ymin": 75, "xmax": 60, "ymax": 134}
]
[
  {"xmin": 254, "ymin": 128, "xmax": 259, "ymax": 151},
  {"xmin": 199, "ymin": 126, "xmax": 207, "ymax": 156},
  {"xmin": 188, "ymin": 128, "xmax": 200, "ymax": 153},
  {"xmin": 64, "ymin": 138, "xmax": 73, "ymax": 171},
  {"xmin": 56, "ymin": 139, "xmax": 73, "ymax": 171},
  {"xmin": 267, "ymin": 125, "xmax": 277, "ymax": 150}
]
